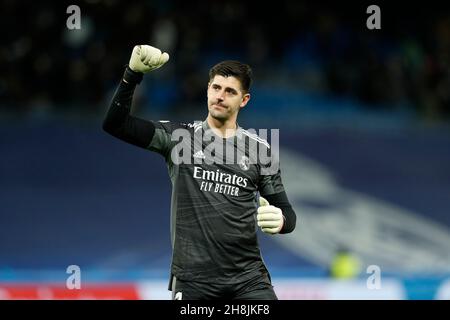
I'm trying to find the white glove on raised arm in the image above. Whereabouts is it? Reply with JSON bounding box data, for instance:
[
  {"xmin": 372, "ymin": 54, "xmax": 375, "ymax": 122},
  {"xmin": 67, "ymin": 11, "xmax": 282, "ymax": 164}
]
[
  {"xmin": 257, "ymin": 196, "xmax": 284, "ymax": 235},
  {"xmin": 128, "ymin": 45, "xmax": 169, "ymax": 73}
]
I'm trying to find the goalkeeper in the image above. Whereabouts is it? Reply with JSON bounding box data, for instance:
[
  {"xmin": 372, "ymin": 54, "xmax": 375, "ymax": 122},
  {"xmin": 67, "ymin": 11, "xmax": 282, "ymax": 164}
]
[{"xmin": 103, "ymin": 45, "xmax": 297, "ymax": 300}]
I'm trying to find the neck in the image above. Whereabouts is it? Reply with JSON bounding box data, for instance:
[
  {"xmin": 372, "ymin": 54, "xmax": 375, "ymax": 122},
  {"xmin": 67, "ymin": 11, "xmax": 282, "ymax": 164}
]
[{"xmin": 206, "ymin": 114, "xmax": 237, "ymax": 138}]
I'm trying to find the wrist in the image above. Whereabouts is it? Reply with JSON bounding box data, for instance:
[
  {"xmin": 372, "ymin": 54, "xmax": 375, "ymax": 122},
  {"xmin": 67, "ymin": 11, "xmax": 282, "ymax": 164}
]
[{"xmin": 123, "ymin": 65, "xmax": 143, "ymax": 84}]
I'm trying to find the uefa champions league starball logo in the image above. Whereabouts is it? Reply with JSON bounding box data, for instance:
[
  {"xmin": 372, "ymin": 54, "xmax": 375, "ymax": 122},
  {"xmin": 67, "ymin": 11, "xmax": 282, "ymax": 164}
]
[{"xmin": 239, "ymin": 156, "xmax": 250, "ymax": 171}]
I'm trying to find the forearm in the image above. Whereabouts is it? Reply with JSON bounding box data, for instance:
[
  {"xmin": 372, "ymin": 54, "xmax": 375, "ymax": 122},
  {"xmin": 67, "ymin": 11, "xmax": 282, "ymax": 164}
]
[
  {"xmin": 261, "ymin": 191, "xmax": 297, "ymax": 234},
  {"xmin": 102, "ymin": 67, "xmax": 155, "ymax": 148}
]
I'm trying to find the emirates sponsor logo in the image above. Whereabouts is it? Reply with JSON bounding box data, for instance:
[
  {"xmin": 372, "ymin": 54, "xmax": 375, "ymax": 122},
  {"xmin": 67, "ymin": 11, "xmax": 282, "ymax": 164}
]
[{"xmin": 193, "ymin": 166, "xmax": 248, "ymax": 196}]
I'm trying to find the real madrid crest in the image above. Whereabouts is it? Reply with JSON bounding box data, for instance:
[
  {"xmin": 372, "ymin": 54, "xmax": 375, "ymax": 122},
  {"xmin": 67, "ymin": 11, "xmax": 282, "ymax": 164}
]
[{"xmin": 238, "ymin": 155, "xmax": 250, "ymax": 171}]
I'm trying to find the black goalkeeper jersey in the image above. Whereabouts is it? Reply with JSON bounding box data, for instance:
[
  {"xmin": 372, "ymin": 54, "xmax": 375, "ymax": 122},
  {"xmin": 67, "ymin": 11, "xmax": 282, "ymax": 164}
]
[
  {"xmin": 103, "ymin": 69, "xmax": 296, "ymax": 287},
  {"xmin": 149, "ymin": 119, "xmax": 284, "ymax": 284}
]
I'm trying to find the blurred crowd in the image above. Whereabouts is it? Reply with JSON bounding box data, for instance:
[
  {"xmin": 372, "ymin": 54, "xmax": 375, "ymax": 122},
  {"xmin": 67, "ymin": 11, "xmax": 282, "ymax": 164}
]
[{"xmin": 0, "ymin": 0, "xmax": 449, "ymax": 120}]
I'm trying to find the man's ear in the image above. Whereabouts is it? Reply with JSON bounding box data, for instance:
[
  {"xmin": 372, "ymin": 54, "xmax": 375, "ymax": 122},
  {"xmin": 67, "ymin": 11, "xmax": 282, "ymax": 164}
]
[{"xmin": 240, "ymin": 93, "xmax": 251, "ymax": 108}]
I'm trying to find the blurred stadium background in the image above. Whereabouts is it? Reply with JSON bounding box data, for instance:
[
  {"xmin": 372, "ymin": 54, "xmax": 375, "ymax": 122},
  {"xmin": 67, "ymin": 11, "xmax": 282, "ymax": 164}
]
[{"xmin": 1, "ymin": 0, "xmax": 450, "ymax": 299}]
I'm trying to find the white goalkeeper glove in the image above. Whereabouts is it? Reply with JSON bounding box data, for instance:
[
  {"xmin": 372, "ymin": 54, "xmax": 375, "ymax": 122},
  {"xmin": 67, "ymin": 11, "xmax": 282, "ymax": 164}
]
[
  {"xmin": 128, "ymin": 45, "xmax": 169, "ymax": 73},
  {"xmin": 257, "ymin": 196, "xmax": 284, "ymax": 235}
]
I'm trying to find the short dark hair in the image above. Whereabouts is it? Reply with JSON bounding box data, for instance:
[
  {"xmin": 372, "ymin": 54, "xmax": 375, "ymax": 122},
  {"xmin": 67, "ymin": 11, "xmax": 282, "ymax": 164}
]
[{"xmin": 209, "ymin": 60, "xmax": 252, "ymax": 93}]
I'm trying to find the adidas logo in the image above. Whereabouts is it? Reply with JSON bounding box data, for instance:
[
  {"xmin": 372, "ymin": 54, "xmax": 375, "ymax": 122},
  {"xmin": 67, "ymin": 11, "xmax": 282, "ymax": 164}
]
[{"xmin": 193, "ymin": 150, "xmax": 206, "ymax": 159}]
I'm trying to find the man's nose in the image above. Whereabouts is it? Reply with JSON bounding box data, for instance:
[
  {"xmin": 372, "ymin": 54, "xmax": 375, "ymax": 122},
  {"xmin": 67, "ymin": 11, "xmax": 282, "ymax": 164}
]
[{"xmin": 217, "ymin": 90, "xmax": 225, "ymax": 100}]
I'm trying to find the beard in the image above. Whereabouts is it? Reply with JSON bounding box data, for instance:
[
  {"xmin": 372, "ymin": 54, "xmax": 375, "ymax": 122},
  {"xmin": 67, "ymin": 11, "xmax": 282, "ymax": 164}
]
[
  {"xmin": 209, "ymin": 103, "xmax": 231, "ymax": 121},
  {"xmin": 209, "ymin": 109, "xmax": 229, "ymax": 121}
]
